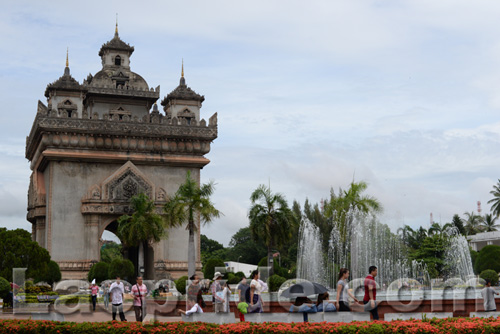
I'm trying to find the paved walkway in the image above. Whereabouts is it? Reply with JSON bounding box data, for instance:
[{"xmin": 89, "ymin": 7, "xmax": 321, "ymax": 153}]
[{"xmin": 0, "ymin": 307, "xmax": 183, "ymax": 323}]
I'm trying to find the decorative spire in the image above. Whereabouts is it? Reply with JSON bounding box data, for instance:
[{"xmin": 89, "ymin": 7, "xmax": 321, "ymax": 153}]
[
  {"xmin": 64, "ymin": 48, "xmax": 70, "ymax": 76},
  {"xmin": 180, "ymin": 59, "xmax": 186, "ymax": 85},
  {"xmin": 115, "ymin": 13, "xmax": 119, "ymax": 36}
]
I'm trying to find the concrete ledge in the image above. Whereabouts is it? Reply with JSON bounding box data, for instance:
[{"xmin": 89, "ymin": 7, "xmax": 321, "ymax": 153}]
[
  {"xmin": 384, "ymin": 312, "xmax": 453, "ymax": 321},
  {"xmin": 30, "ymin": 312, "xmax": 65, "ymax": 321},
  {"xmin": 323, "ymin": 312, "xmax": 371, "ymax": 322},
  {"xmin": 470, "ymin": 312, "xmax": 500, "ymax": 318},
  {"xmin": 181, "ymin": 313, "xmax": 236, "ymax": 324},
  {"xmin": 244, "ymin": 313, "xmax": 291, "ymax": 323}
]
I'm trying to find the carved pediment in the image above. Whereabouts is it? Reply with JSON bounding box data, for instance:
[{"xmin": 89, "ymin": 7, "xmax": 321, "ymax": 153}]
[{"xmin": 102, "ymin": 161, "xmax": 153, "ymax": 201}]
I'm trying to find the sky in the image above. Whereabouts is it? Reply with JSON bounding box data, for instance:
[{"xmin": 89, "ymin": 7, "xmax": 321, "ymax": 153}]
[{"xmin": 1, "ymin": 0, "xmax": 500, "ymax": 246}]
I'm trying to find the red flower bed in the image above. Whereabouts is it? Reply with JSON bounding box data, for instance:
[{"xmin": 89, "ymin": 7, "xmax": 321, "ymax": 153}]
[{"xmin": 2, "ymin": 317, "xmax": 500, "ymax": 333}]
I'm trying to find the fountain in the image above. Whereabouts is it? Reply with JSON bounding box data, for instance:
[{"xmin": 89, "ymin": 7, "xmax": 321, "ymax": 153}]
[{"xmin": 297, "ymin": 211, "xmax": 474, "ymax": 292}]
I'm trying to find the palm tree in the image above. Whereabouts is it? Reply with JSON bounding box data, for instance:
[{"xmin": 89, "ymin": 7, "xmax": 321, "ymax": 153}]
[
  {"xmin": 117, "ymin": 193, "xmax": 165, "ymax": 277},
  {"xmin": 325, "ymin": 181, "xmax": 382, "ymax": 242},
  {"xmin": 249, "ymin": 185, "xmax": 295, "ymax": 275},
  {"xmin": 482, "ymin": 213, "xmax": 500, "ymax": 232},
  {"xmin": 463, "ymin": 211, "xmax": 484, "ymax": 235},
  {"xmin": 427, "ymin": 222, "xmax": 452, "ymax": 236},
  {"xmin": 163, "ymin": 171, "xmax": 221, "ymax": 277},
  {"xmin": 488, "ymin": 179, "xmax": 500, "ymax": 218}
]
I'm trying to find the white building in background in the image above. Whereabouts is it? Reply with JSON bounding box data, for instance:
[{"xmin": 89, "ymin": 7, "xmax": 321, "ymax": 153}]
[
  {"xmin": 224, "ymin": 262, "xmax": 258, "ymax": 277},
  {"xmin": 468, "ymin": 231, "xmax": 500, "ymax": 251}
]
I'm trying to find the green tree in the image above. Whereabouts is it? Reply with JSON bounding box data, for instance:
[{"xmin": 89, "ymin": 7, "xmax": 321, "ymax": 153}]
[
  {"xmin": 100, "ymin": 241, "xmax": 123, "ymax": 263},
  {"xmin": 482, "ymin": 214, "xmax": 500, "ymax": 232},
  {"xmin": 108, "ymin": 258, "xmax": 135, "ymax": 282},
  {"xmin": 428, "ymin": 222, "xmax": 451, "ymax": 236},
  {"xmin": 40, "ymin": 261, "xmax": 61, "ymax": 286},
  {"xmin": 325, "ymin": 181, "xmax": 382, "ymax": 242},
  {"xmin": 474, "ymin": 245, "xmax": 500, "ymax": 274},
  {"xmin": 0, "ymin": 277, "xmax": 10, "ymax": 301},
  {"xmin": 451, "ymin": 214, "xmax": 466, "ymax": 235},
  {"xmin": 203, "ymin": 258, "xmax": 225, "ymax": 280},
  {"xmin": 164, "ymin": 171, "xmax": 222, "ymax": 277},
  {"xmin": 200, "ymin": 234, "xmax": 228, "ymax": 263},
  {"xmin": 249, "ymin": 184, "xmax": 295, "ymax": 276},
  {"xmin": 409, "ymin": 234, "xmax": 447, "ymax": 278},
  {"xmin": 488, "ymin": 179, "xmax": 500, "ymax": 218},
  {"xmin": 117, "ymin": 193, "xmax": 165, "ymax": 277},
  {"xmin": 226, "ymin": 227, "xmax": 267, "ymax": 265},
  {"xmin": 480, "ymin": 269, "xmax": 499, "ymax": 286},
  {"xmin": 0, "ymin": 228, "xmax": 51, "ymax": 281},
  {"xmin": 463, "ymin": 211, "xmax": 484, "ymax": 235},
  {"xmin": 88, "ymin": 262, "xmax": 110, "ymax": 284}
]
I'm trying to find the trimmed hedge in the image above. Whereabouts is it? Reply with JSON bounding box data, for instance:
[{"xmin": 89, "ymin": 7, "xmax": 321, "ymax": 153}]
[
  {"xmin": 480, "ymin": 269, "xmax": 499, "ymax": 286},
  {"xmin": 4, "ymin": 318, "xmax": 500, "ymax": 333}
]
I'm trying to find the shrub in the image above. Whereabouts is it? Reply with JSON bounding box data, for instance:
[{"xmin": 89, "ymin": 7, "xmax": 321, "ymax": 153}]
[
  {"xmin": 480, "ymin": 269, "xmax": 499, "ymax": 286},
  {"xmin": 268, "ymin": 274, "xmax": 287, "ymax": 292},
  {"xmin": 227, "ymin": 273, "xmax": 240, "ymax": 284},
  {"xmin": 108, "ymin": 258, "xmax": 134, "ymax": 282},
  {"xmin": 175, "ymin": 276, "xmax": 188, "ymax": 294},
  {"xmin": 475, "ymin": 245, "xmax": 500, "ymax": 274},
  {"xmin": 88, "ymin": 262, "xmax": 109, "ymax": 284},
  {"xmin": 234, "ymin": 271, "xmax": 246, "ymax": 279},
  {"xmin": 0, "ymin": 277, "xmax": 9, "ymax": 300},
  {"xmin": 42, "ymin": 261, "xmax": 62, "ymax": 286},
  {"xmin": 203, "ymin": 258, "xmax": 225, "ymax": 280}
]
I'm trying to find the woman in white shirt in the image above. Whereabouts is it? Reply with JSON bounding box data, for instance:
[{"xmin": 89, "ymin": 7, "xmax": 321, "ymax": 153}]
[
  {"xmin": 335, "ymin": 268, "xmax": 359, "ymax": 311},
  {"xmin": 249, "ymin": 270, "xmax": 263, "ymax": 313}
]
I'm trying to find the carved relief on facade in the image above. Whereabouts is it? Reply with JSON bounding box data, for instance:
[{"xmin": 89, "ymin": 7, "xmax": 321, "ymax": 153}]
[{"xmin": 102, "ymin": 161, "xmax": 154, "ymax": 201}]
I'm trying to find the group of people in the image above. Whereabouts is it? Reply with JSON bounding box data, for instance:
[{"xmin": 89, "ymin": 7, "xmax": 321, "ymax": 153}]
[
  {"xmin": 89, "ymin": 275, "xmax": 148, "ymax": 322},
  {"xmin": 178, "ymin": 269, "xmax": 266, "ymax": 316},
  {"xmin": 288, "ymin": 266, "xmax": 379, "ymax": 319}
]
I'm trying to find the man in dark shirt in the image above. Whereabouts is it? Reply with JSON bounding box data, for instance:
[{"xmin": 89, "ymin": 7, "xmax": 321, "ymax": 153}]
[
  {"xmin": 363, "ymin": 265, "xmax": 379, "ymax": 320},
  {"xmin": 237, "ymin": 277, "xmax": 249, "ymax": 303}
]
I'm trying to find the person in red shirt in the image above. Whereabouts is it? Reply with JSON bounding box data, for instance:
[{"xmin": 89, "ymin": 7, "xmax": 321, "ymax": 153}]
[{"xmin": 363, "ymin": 266, "xmax": 379, "ymax": 320}]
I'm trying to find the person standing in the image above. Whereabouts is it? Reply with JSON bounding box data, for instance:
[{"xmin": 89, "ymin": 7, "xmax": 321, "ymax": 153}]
[
  {"xmin": 103, "ymin": 283, "xmax": 110, "ymax": 310},
  {"xmin": 363, "ymin": 266, "xmax": 379, "ymax": 320},
  {"xmin": 335, "ymin": 268, "xmax": 359, "ymax": 312},
  {"xmin": 110, "ymin": 276, "xmax": 127, "ymax": 321},
  {"xmin": 131, "ymin": 276, "xmax": 148, "ymax": 322},
  {"xmin": 482, "ymin": 279, "xmax": 499, "ymax": 312},
  {"xmin": 90, "ymin": 280, "xmax": 99, "ymax": 311},
  {"xmin": 249, "ymin": 270, "xmax": 263, "ymax": 313},
  {"xmin": 210, "ymin": 272, "xmax": 225, "ymax": 313},
  {"xmin": 237, "ymin": 277, "xmax": 249, "ymax": 303},
  {"xmin": 187, "ymin": 274, "xmax": 206, "ymax": 309}
]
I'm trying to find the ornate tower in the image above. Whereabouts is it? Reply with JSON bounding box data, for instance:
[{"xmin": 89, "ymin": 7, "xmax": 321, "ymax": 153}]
[{"xmin": 26, "ymin": 29, "xmax": 217, "ymax": 280}]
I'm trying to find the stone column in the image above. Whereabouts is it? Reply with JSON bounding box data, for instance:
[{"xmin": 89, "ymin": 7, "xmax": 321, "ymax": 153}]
[
  {"xmin": 35, "ymin": 218, "xmax": 46, "ymax": 248},
  {"xmin": 85, "ymin": 214, "xmax": 100, "ymax": 262}
]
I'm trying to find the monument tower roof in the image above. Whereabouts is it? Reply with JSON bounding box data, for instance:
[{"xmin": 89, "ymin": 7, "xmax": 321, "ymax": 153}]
[
  {"xmin": 44, "ymin": 49, "xmax": 84, "ymax": 97},
  {"xmin": 161, "ymin": 62, "xmax": 205, "ymax": 106},
  {"xmin": 98, "ymin": 23, "xmax": 134, "ymax": 57}
]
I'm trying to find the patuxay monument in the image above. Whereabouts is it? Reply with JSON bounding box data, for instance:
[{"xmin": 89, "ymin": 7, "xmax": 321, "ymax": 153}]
[{"xmin": 25, "ymin": 25, "xmax": 218, "ymax": 280}]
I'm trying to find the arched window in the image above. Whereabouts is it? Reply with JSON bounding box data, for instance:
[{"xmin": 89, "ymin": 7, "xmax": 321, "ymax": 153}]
[{"xmin": 115, "ymin": 55, "xmax": 121, "ymax": 66}]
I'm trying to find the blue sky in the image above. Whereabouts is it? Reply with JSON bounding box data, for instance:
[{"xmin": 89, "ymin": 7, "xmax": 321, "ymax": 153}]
[{"xmin": 1, "ymin": 0, "xmax": 500, "ymax": 245}]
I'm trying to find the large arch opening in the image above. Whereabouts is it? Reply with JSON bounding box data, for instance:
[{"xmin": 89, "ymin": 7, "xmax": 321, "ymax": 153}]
[{"xmin": 100, "ymin": 220, "xmax": 155, "ymax": 280}]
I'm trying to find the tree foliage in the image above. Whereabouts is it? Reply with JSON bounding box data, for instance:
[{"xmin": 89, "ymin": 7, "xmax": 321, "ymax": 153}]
[
  {"xmin": 88, "ymin": 262, "xmax": 110, "ymax": 284},
  {"xmin": 108, "ymin": 258, "xmax": 134, "ymax": 282},
  {"xmin": 226, "ymin": 228, "xmax": 267, "ymax": 265},
  {"xmin": 203, "ymin": 258, "xmax": 225, "ymax": 281},
  {"xmin": 0, "ymin": 276, "xmax": 10, "ymax": 300},
  {"xmin": 474, "ymin": 245, "xmax": 500, "ymax": 274},
  {"xmin": 0, "ymin": 228, "xmax": 51, "ymax": 281},
  {"xmin": 164, "ymin": 171, "xmax": 221, "ymax": 277},
  {"xmin": 39, "ymin": 261, "xmax": 61, "ymax": 286},
  {"xmin": 249, "ymin": 185, "xmax": 295, "ymax": 275},
  {"xmin": 480, "ymin": 269, "xmax": 499, "ymax": 286},
  {"xmin": 101, "ymin": 242, "xmax": 123, "ymax": 263},
  {"xmin": 409, "ymin": 234, "xmax": 447, "ymax": 278},
  {"xmin": 488, "ymin": 179, "xmax": 500, "ymax": 218}
]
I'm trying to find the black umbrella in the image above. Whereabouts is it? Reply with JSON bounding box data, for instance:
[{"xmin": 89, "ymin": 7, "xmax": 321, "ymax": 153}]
[{"xmin": 280, "ymin": 281, "xmax": 328, "ymax": 298}]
